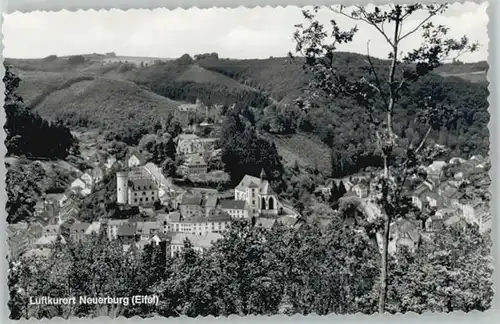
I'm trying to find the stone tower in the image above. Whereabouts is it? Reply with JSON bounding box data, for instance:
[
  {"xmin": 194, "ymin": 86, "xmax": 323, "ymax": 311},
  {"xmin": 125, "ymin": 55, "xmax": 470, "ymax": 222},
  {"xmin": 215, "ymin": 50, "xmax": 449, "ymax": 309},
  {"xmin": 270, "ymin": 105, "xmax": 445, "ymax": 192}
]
[{"xmin": 116, "ymin": 171, "xmax": 129, "ymax": 205}]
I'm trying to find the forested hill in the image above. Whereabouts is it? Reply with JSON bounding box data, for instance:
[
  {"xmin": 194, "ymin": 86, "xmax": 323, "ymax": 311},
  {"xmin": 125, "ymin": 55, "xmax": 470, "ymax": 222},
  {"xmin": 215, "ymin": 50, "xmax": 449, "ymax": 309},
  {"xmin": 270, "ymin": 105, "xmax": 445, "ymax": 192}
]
[{"xmin": 5, "ymin": 53, "xmax": 489, "ymax": 176}]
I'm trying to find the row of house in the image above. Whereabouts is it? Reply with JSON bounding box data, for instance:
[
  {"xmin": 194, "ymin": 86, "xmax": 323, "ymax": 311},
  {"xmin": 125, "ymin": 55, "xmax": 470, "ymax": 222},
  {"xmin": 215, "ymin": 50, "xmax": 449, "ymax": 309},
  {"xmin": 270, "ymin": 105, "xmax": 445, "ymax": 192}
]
[{"xmin": 376, "ymin": 155, "xmax": 490, "ymax": 254}]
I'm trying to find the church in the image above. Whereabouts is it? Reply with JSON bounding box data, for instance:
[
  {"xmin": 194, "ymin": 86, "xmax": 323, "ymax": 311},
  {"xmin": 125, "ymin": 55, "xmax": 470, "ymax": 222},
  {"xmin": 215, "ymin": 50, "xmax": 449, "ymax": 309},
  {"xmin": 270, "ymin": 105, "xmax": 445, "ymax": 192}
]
[{"xmin": 234, "ymin": 169, "xmax": 281, "ymax": 217}]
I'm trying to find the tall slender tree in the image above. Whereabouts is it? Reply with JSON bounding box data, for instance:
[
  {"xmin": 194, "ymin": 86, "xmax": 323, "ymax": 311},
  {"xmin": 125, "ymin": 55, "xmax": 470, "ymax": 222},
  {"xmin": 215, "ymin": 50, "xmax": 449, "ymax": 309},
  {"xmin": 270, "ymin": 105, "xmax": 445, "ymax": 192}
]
[{"xmin": 291, "ymin": 3, "xmax": 478, "ymax": 313}]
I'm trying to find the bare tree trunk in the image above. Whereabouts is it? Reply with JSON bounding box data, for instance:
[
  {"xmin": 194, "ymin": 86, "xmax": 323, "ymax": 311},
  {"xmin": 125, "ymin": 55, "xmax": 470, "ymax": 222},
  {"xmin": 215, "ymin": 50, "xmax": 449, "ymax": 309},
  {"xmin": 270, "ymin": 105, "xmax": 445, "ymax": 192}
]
[
  {"xmin": 378, "ymin": 216, "xmax": 391, "ymax": 313},
  {"xmin": 378, "ymin": 11, "xmax": 401, "ymax": 314},
  {"xmin": 378, "ymin": 8, "xmax": 402, "ymax": 314}
]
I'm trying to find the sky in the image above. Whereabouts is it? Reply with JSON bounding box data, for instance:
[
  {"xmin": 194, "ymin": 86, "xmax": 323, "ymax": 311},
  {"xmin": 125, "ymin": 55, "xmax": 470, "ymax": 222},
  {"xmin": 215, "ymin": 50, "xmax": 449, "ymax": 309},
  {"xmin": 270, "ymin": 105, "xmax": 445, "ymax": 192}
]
[{"xmin": 2, "ymin": 2, "xmax": 489, "ymax": 62}]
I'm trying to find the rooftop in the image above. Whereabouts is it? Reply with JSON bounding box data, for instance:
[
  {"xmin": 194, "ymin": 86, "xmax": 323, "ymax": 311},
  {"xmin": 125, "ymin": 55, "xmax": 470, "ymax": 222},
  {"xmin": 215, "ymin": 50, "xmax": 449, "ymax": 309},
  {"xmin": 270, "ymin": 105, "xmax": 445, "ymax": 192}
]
[
  {"xmin": 202, "ymin": 195, "xmax": 218, "ymax": 208},
  {"xmin": 127, "ymin": 150, "xmax": 146, "ymax": 164},
  {"xmin": 235, "ymin": 174, "xmax": 275, "ymax": 196},
  {"xmin": 136, "ymin": 221, "xmax": 159, "ymax": 234},
  {"xmin": 168, "ymin": 211, "xmax": 182, "ymax": 222},
  {"xmin": 177, "ymin": 133, "xmax": 200, "ymax": 141},
  {"xmin": 185, "ymin": 154, "xmax": 207, "ymax": 167},
  {"xmin": 70, "ymin": 222, "xmax": 91, "ymax": 233},
  {"xmin": 129, "ymin": 178, "xmax": 156, "ymax": 191},
  {"xmin": 117, "ymin": 223, "xmax": 137, "ymax": 237},
  {"xmin": 219, "ymin": 200, "xmax": 248, "ymax": 210},
  {"xmin": 180, "ymin": 193, "xmax": 203, "ymax": 206},
  {"xmin": 35, "ymin": 235, "xmax": 64, "ymax": 245},
  {"xmin": 85, "ymin": 222, "xmax": 102, "ymax": 235}
]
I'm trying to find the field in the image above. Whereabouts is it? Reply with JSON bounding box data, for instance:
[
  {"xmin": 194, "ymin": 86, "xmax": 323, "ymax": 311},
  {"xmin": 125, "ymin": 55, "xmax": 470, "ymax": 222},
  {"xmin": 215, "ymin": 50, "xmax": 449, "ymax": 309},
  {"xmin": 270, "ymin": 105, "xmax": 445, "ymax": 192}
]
[
  {"xmin": 19, "ymin": 73, "xmax": 182, "ymax": 133},
  {"xmin": 263, "ymin": 132, "xmax": 332, "ymax": 175}
]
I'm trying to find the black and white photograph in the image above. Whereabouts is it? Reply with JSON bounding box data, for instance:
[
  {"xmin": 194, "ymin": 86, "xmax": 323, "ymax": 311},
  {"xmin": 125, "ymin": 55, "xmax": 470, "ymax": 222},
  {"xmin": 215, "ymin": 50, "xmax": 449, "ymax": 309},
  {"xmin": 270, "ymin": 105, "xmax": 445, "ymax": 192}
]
[{"xmin": 2, "ymin": 2, "xmax": 493, "ymax": 319}]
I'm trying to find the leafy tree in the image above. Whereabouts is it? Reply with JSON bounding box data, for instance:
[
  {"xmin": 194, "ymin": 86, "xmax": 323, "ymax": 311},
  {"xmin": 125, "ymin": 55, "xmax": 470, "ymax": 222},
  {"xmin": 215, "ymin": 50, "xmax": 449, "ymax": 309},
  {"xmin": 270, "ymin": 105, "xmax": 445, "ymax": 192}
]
[
  {"xmin": 220, "ymin": 106, "xmax": 285, "ymax": 189},
  {"xmin": 3, "ymin": 65, "xmax": 77, "ymax": 159},
  {"xmin": 161, "ymin": 157, "xmax": 177, "ymax": 177},
  {"xmin": 386, "ymin": 224, "xmax": 493, "ymax": 313},
  {"xmin": 5, "ymin": 163, "xmax": 45, "ymax": 223},
  {"xmin": 291, "ymin": 3, "xmax": 479, "ymax": 312}
]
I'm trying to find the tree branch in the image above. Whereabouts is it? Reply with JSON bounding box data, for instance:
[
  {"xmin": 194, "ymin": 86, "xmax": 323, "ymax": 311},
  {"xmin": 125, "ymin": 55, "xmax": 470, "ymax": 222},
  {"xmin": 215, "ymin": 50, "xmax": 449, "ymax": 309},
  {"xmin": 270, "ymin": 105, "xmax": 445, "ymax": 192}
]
[
  {"xmin": 399, "ymin": 5, "xmax": 446, "ymax": 42},
  {"xmin": 415, "ymin": 125, "xmax": 432, "ymax": 154},
  {"xmin": 329, "ymin": 6, "xmax": 394, "ymax": 47},
  {"xmin": 357, "ymin": 6, "xmax": 395, "ymax": 47},
  {"xmin": 394, "ymin": 76, "xmax": 407, "ymax": 96}
]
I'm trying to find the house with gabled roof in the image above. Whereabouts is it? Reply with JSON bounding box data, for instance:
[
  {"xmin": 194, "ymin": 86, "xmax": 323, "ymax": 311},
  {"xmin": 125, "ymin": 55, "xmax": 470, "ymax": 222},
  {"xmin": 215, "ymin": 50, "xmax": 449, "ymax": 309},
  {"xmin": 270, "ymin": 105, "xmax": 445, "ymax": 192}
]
[
  {"xmin": 176, "ymin": 134, "xmax": 200, "ymax": 155},
  {"xmin": 179, "ymin": 192, "xmax": 204, "ymax": 219},
  {"xmin": 45, "ymin": 193, "xmax": 69, "ymax": 208},
  {"xmin": 352, "ymin": 181, "xmax": 369, "ymax": 199},
  {"xmin": 136, "ymin": 221, "xmax": 160, "ymax": 240},
  {"xmin": 421, "ymin": 190, "xmax": 443, "ymax": 210},
  {"xmin": 8, "ymin": 232, "xmax": 32, "ymax": 260},
  {"xmin": 426, "ymin": 160, "xmax": 447, "ymax": 179},
  {"xmin": 117, "ymin": 222, "xmax": 138, "ymax": 244},
  {"xmin": 460, "ymin": 198, "xmax": 485, "ymax": 224},
  {"xmin": 43, "ymin": 224, "xmax": 61, "ymax": 238},
  {"xmin": 387, "ymin": 219, "xmax": 422, "ymax": 254},
  {"xmin": 411, "ymin": 184, "xmax": 429, "ymax": 210},
  {"xmin": 103, "ymin": 219, "xmax": 130, "ymax": 240},
  {"xmin": 148, "ymin": 232, "xmax": 171, "ymax": 246},
  {"xmin": 443, "ymin": 212, "xmax": 467, "ymax": 228},
  {"xmin": 85, "ymin": 221, "xmax": 102, "ymax": 236},
  {"xmin": 127, "ymin": 150, "xmax": 147, "ymax": 168},
  {"xmin": 180, "ymin": 154, "xmax": 208, "ymax": 175},
  {"xmin": 33, "ymin": 235, "xmax": 66, "ymax": 249}
]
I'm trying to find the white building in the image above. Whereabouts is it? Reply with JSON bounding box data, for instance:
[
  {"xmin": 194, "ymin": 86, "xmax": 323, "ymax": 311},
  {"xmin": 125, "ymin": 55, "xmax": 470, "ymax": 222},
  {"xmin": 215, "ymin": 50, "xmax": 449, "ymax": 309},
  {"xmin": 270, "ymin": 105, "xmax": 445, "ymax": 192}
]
[
  {"xmin": 127, "ymin": 151, "xmax": 146, "ymax": 168},
  {"xmin": 218, "ymin": 200, "xmax": 250, "ymax": 219},
  {"xmin": 168, "ymin": 212, "xmax": 231, "ymax": 236},
  {"xmin": 177, "ymin": 99, "xmax": 202, "ymax": 112},
  {"xmin": 169, "ymin": 232, "xmax": 222, "ymax": 258},
  {"xmin": 234, "ymin": 170, "xmax": 281, "ymax": 217},
  {"xmin": 70, "ymin": 178, "xmax": 91, "ymax": 196},
  {"xmin": 116, "ymin": 171, "xmax": 159, "ymax": 206},
  {"xmin": 176, "ymin": 134, "xmax": 218, "ymax": 155}
]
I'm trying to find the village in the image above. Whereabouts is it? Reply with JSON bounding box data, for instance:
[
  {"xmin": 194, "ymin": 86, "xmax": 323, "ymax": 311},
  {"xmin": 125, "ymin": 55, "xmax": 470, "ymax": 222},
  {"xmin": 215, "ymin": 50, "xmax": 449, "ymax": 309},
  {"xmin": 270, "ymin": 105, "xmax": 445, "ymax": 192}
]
[
  {"xmin": 315, "ymin": 150, "xmax": 492, "ymax": 254},
  {"xmin": 7, "ymin": 99, "xmax": 302, "ymax": 262},
  {"xmin": 7, "ymin": 97, "xmax": 492, "ymax": 264}
]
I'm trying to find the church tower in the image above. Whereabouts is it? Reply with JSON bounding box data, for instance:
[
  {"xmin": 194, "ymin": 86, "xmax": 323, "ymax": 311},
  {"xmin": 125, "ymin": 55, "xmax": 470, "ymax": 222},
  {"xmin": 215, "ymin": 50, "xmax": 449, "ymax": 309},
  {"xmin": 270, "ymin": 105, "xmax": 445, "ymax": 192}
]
[{"xmin": 260, "ymin": 168, "xmax": 266, "ymax": 182}]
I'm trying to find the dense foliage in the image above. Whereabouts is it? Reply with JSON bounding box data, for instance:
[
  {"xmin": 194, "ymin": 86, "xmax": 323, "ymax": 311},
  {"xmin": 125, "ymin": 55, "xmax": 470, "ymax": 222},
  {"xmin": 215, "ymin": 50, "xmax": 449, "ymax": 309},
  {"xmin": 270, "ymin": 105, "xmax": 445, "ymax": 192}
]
[
  {"xmin": 198, "ymin": 55, "xmax": 489, "ymax": 177},
  {"xmin": 146, "ymin": 81, "xmax": 269, "ymax": 108},
  {"xmin": 290, "ymin": 3, "xmax": 485, "ymax": 314},
  {"xmin": 9, "ymin": 51, "xmax": 489, "ymax": 177},
  {"xmin": 3, "ymin": 65, "xmax": 77, "ymax": 160},
  {"xmin": 5, "ymin": 162, "xmax": 45, "ymax": 223},
  {"xmin": 9, "ymin": 219, "xmax": 492, "ymax": 319},
  {"xmin": 219, "ymin": 105, "xmax": 285, "ymax": 190}
]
